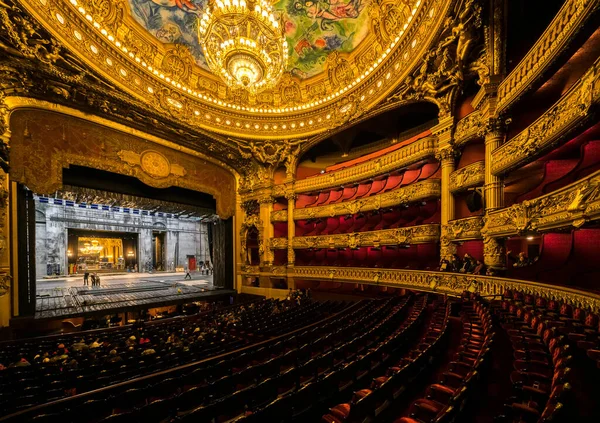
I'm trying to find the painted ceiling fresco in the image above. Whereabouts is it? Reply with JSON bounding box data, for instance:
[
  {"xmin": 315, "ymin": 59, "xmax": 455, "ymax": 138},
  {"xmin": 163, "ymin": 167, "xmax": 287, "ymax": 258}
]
[{"xmin": 127, "ymin": 0, "xmax": 372, "ymax": 79}]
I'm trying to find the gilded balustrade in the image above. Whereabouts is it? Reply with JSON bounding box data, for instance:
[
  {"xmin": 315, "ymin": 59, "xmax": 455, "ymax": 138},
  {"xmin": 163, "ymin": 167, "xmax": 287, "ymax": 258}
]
[
  {"xmin": 292, "ymin": 224, "xmax": 440, "ymax": 250},
  {"xmin": 293, "ymin": 137, "xmax": 438, "ymax": 193},
  {"xmin": 492, "ymin": 58, "xmax": 599, "ymax": 175},
  {"xmin": 270, "ymin": 179, "xmax": 441, "ymax": 222},
  {"xmin": 446, "ymin": 216, "xmax": 484, "ymax": 241},
  {"xmin": 483, "ymin": 169, "xmax": 600, "ymax": 237},
  {"xmin": 454, "ymin": 110, "xmax": 483, "ymax": 146},
  {"xmin": 449, "ymin": 161, "xmax": 485, "ymax": 193},
  {"xmin": 270, "ymin": 237, "xmax": 288, "ymax": 250},
  {"xmin": 238, "ymin": 266, "xmax": 600, "ymax": 312},
  {"xmin": 496, "ymin": 0, "xmax": 600, "ymax": 113}
]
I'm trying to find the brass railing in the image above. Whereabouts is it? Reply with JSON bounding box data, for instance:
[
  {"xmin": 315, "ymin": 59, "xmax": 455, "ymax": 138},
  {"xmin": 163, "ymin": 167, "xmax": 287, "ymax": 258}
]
[
  {"xmin": 492, "ymin": 58, "xmax": 599, "ymax": 175},
  {"xmin": 496, "ymin": 0, "xmax": 599, "ymax": 113},
  {"xmin": 271, "ymin": 179, "xmax": 441, "ymax": 222}
]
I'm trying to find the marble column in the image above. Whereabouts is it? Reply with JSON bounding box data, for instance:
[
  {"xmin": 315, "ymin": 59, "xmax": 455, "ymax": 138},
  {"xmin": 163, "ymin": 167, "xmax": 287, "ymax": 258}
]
[
  {"xmin": 258, "ymin": 196, "xmax": 275, "ymax": 266},
  {"xmin": 285, "ymin": 192, "xmax": 296, "ymax": 266}
]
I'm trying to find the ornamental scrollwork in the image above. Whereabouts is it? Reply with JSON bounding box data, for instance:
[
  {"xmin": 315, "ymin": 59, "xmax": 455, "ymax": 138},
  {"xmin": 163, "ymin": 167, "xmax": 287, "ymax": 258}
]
[
  {"xmin": 454, "ymin": 110, "xmax": 483, "ymax": 146},
  {"xmin": 271, "ymin": 180, "xmax": 441, "ymax": 222},
  {"xmin": 483, "ymin": 236, "xmax": 505, "ymax": 268},
  {"xmin": 492, "ymin": 58, "xmax": 600, "ymax": 175},
  {"xmin": 292, "ymin": 225, "xmax": 440, "ymax": 249},
  {"xmin": 497, "ymin": 0, "xmax": 600, "ymax": 113},
  {"xmin": 483, "ymin": 170, "xmax": 600, "ymax": 237},
  {"xmin": 446, "ymin": 216, "xmax": 484, "ymax": 241},
  {"xmin": 449, "ymin": 161, "xmax": 484, "ymax": 192},
  {"xmin": 294, "ymin": 137, "xmax": 438, "ymax": 193},
  {"xmin": 272, "ymin": 267, "xmax": 600, "ymax": 313},
  {"xmin": 270, "ymin": 238, "xmax": 288, "ymax": 250}
]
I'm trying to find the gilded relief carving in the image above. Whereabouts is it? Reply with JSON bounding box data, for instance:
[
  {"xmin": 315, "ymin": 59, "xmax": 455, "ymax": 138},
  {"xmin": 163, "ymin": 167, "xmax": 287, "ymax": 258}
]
[
  {"xmin": 237, "ymin": 267, "xmax": 600, "ymax": 313},
  {"xmin": 449, "ymin": 161, "xmax": 485, "ymax": 192},
  {"xmin": 8, "ymin": 109, "xmax": 236, "ymax": 218},
  {"xmin": 294, "ymin": 137, "xmax": 438, "ymax": 193},
  {"xmin": 270, "ymin": 238, "xmax": 288, "ymax": 250},
  {"xmin": 482, "ymin": 170, "xmax": 600, "ymax": 237},
  {"xmin": 497, "ymin": 0, "xmax": 599, "ymax": 113},
  {"xmin": 292, "ymin": 225, "xmax": 440, "ymax": 249},
  {"xmin": 493, "ymin": 60, "xmax": 599, "ymax": 175},
  {"xmin": 454, "ymin": 110, "xmax": 483, "ymax": 146},
  {"xmin": 446, "ymin": 216, "xmax": 484, "ymax": 240},
  {"xmin": 271, "ymin": 180, "xmax": 441, "ymax": 222}
]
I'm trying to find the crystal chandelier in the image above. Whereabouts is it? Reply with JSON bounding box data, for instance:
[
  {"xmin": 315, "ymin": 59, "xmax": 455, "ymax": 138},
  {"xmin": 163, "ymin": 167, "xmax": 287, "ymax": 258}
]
[{"xmin": 198, "ymin": 0, "xmax": 288, "ymax": 93}]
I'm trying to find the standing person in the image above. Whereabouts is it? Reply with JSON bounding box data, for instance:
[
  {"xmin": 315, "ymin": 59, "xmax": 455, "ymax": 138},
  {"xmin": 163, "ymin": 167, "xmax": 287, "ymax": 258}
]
[
  {"xmin": 184, "ymin": 266, "xmax": 192, "ymax": 280},
  {"xmin": 95, "ymin": 273, "xmax": 101, "ymax": 287},
  {"xmin": 90, "ymin": 273, "xmax": 96, "ymax": 287},
  {"xmin": 83, "ymin": 266, "xmax": 89, "ymax": 286}
]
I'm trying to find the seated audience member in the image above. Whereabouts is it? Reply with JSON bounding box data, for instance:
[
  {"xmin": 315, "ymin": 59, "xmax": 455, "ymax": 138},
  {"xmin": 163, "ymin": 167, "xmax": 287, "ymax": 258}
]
[
  {"xmin": 439, "ymin": 259, "xmax": 450, "ymax": 271},
  {"xmin": 507, "ymin": 250, "xmax": 531, "ymax": 267},
  {"xmin": 472, "ymin": 260, "xmax": 485, "ymax": 275},
  {"xmin": 459, "ymin": 254, "xmax": 476, "ymax": 273}
]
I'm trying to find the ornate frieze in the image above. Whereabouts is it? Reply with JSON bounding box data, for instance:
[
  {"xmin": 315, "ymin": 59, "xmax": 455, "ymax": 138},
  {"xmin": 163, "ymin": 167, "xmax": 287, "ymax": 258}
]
[
  {"xmin": 492, "ymin": 59, "xmax": 600, "ymax": 175},
  {"xmin": 449, "ymin": 161, "xmax": 485, "ymax": 193},
  {"xmin": 482, "ymin": 169, "xmax": 600, "ymax": 237},
  {"xmin": 497, "ymin": 0, "xmax": 600, "ymax": 113},
  {"xmin": 270, "ymin": 238, "xmax": 288, "ymax": 250},
  {"xmin": 454, "ymin": 110, "xmax": 483, "ymax": 146},
  {"xmin": 446, "ymin": 216, "xmax": 484, "ymax": 241},
  {"xmin": 271, "ymin": 179, "xmax": 441, "ymax": 223},
  {"xmin": 292, "ymin": 225, "xmax": 440, "ymax": 250},
  {"xmin": 294, "ymin": 137, "xmax": 438, "ymax": 193},
  {"xmin": 282, "ymin": 267, "xmax": 600, "ymax": 312}
]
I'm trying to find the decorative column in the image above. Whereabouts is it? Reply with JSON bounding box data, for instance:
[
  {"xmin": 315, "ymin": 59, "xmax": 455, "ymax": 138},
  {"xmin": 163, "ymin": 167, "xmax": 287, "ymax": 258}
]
[
  {"xmin": 285, "ymin": 191, "xmax": 296, "ymax": 266},
  {"xmin": 258, "ymin": 195, "xmax": 275, "ymax": 266},
  {"xmin": 484, "ymin": 120, "xmax": 505, "ymax": 211},
  {"xmin": 0, "ymin": 95, "xmax": 11, "ymax": 327}
]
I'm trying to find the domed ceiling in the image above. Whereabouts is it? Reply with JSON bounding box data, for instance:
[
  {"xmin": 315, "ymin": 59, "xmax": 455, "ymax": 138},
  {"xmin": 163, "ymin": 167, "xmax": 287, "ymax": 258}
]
[
  {"xmin": 16, "ymin": 0, "xmax": 454, "ymax": 140},
  {"xmin": 128, "ymin": 0, "xmax": 371, "ymax": 79}
]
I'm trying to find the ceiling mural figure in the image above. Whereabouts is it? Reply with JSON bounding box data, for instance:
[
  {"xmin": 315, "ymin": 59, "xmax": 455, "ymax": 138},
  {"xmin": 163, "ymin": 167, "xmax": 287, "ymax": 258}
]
[{"xmin": 128, "ymin": 0, "xmax": 372, "ymax": 79}]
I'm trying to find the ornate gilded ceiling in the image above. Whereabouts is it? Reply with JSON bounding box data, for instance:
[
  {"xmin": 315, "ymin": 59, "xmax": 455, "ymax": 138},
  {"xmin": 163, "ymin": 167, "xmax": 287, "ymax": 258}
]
[{"xmin": 15, "ymin": 0, "xmax": 454, "ymax": 139}]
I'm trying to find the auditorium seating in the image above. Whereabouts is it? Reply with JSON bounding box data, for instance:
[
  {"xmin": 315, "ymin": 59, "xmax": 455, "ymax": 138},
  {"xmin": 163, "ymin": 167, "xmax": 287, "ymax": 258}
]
[{"xmin": 0, "ymin": 298, "xmax": 340, "ymax": 416}]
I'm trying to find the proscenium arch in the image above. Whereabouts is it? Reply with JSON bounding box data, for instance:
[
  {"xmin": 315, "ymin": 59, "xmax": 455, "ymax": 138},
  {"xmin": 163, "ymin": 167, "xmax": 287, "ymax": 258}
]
[{"xmin": 6, "ymin": 98, "xmax": 237, "ymax": 218}]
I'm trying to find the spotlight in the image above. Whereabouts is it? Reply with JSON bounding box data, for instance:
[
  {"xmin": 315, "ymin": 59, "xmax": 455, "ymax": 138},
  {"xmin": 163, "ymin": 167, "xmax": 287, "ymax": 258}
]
[
  {"xmin": 526, "ymin": 236, "xmax": 534, "ymax": 241},
  {"xmin": 320, "ymin": 169, "xmax": 325, "ymax": 174}
]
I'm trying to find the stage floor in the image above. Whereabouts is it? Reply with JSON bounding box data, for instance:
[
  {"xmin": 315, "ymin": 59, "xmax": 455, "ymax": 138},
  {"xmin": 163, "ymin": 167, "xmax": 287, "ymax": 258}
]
[{"xmin": 35, "ymin": 272, "xmax": 233, "ymax": 319}]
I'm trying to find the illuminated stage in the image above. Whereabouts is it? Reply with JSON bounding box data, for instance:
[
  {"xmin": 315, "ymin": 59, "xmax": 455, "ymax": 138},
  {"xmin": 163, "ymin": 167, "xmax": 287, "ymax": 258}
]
[{"xmin": 35, "ymin": 274, "xmax": 234, "ymax": 320}]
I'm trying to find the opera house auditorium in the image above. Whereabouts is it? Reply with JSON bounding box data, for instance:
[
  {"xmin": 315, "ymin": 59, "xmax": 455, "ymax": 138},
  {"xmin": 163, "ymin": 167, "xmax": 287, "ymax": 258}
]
[{"xmin": 1, "ymin": 0, "xmax": 600, "ymax": 421}]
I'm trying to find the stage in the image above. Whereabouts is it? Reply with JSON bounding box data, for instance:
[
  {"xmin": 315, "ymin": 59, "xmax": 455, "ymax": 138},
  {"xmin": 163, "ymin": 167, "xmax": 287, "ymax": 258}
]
[{"xmin": 35, "ymin": 272, "xmax": 234, "ymax": 320}]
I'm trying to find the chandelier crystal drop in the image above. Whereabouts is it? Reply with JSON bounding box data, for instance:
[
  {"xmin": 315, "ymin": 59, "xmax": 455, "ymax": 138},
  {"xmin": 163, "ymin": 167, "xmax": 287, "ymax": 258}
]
[{"xmin": 198, "ymin": 0, "xmax": 288, "ymax": 93}]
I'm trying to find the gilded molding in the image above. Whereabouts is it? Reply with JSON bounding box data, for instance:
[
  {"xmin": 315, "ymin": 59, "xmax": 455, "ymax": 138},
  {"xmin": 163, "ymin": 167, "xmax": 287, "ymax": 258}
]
[
  {"xmin": 270, "ymin": 238, "xmax": 289, "ymax": 250},
  {"xmin": 482, "ymin": 169, "xmax": 600, "ymax": 237},
  {"xmin": 282, "ymin": 267, "xmax": 600, "ymax": 312},
  {"xmin": 446, "ymin": 216, "xmax": 484, "ymax": 241},
  {"xmin": 8, "ymin": 108, "xmax": 236, "ymax": 218},
  {"xmin": 454, "ymin": 110, "xmax": 483, "ymax": 146},
  {"xmin": 492, "ymin": 59, "xmax": 600, "ymax": 175},
  {"xmin": 294, "ymin": 137, "xmax": 438, "ymax": 193},
  {"xmin": 15, "ymin": 0, "xmax": 452, "ymax": 140},
  {"xmin": 496, "ymin": 0, "xmax": 600, "ymax": 113},
  {"xmin": 271, "ymin": 179, "xmax": 441, "ymax": 223},
  {"xmin": 449, "ymin": 161, "xmax": 485, "ymax": 193},
  {"xmin": 292, "ymin": 224, "xmax": 440, "ymax": 250}
]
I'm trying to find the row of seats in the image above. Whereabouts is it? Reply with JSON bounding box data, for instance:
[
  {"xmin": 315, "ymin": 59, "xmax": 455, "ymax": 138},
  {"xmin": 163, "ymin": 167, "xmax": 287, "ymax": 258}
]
[
  {"xmin": 495, "ymin": 300, "xmax": 572, "ymax": 422},
  {"xmin": 294, "ymin": 244, "xmax": 440, "ymax": 270},
  {"xmin": 321, "ymin": 299, "xmax": 450, "ymax": 423},
  {"xmin": 396, "ymin": 297, "xmax": 493, "ymax": 423},
  {"xmin": 0, "ymin": 299, "xmax": 337, "ymax": 416},
  {"xmin": 512, "ymin": 140, "xmax": 600, "ymax": 204},
  {"xmin": 291, "ymin": 203, "xmax": 440, "ymax": 237},
  {"xmin": 4, "ymin": 298, "xmax": 397, "ymax": 422},
  {"xmin": 294, "ymin": 162, "xmax": 440, "ymax": 209}
]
